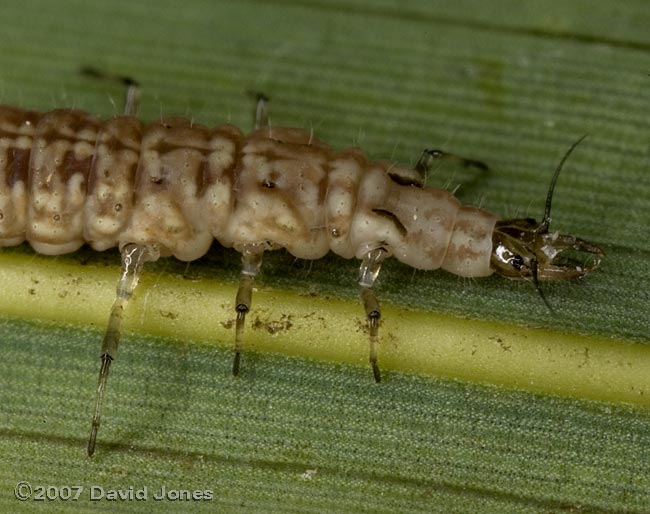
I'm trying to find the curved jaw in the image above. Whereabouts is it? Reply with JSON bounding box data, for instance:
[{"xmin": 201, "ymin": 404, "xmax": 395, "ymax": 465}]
[
  {"xmin": 535, "ymin": 231, "xmax": 604, "ymax": 280},
  {"xmin": 491, "ymin": 218, "xmax": 604, "ymax": 282}
]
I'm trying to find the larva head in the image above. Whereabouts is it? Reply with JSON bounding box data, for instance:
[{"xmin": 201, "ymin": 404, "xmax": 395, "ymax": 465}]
[
  {"xmin": 491, "ymin": 217, "xmax": 603, "ymax": 280},
  {"xmin": 489, "ymin": 136, "xmax": 604, "ymax": 307}
]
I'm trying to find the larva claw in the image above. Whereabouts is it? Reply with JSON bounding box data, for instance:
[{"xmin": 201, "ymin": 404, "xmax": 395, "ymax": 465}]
[
  {"xmin": 368, "ymin": 315, "xmax": 382, "ymax": 383},
  {"xmin": 416, "ymin": 148, "xmax": 490, "ymax": 178},
  {"xmin": 372, "ymin": 364, "xmax": 382, "ymax": 384},
  {"xmin": 232, "ymin": 351, "xmax": 242, "ymax": 377},
  {"xmin": 232, "ymin": 308, "xmax": 247, "ymax": 377}
]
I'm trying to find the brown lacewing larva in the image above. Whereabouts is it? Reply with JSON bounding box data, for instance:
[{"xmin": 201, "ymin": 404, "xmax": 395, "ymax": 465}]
[{"xmin": 0, "ymin": 70, "xmax": 603, "ymax": 456}]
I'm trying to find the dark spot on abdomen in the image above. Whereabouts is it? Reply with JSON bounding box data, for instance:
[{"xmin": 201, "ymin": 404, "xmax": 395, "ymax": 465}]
[{"xmin": 372, "ymin": 208, "xmax": 408, "ymax": 237}]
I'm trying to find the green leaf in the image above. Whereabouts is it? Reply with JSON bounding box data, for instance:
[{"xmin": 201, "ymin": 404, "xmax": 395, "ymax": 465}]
[
  {"xmin": 2, "ymin": 319, "xmax": 650, "ymax": 513},
  {"xmin": 0, "ymin": 1, "xmax": 649, "ymax": 512}
]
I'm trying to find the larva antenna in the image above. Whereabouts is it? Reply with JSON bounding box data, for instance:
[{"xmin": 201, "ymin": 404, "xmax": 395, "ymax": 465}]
[
  {"xmin": 532, "ymin": 134, "xmax": 588, "ymax": 310},
  {"xmin": 538, "ymin": 134, "xmax": 588, "ymax": 234}
]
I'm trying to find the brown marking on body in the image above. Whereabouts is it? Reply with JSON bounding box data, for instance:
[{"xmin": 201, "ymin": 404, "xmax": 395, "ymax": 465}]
[
  {"xmin": 6, "ymin": 147, "xmax": 30, "ymax": 187},
  {"xmin": 196, "ymin": 126, "xmax": 242, "ymax": 198},
  {"xmin": 62, "ymin": 150, "xmax": 93, "ymax": 183},
  {"xmin": 0, "ymin": 106, "xmax": 41, "ymax": 136},
  {"xmin": 36, "ymin": 110, "xmax": 100, "ymax": 145},
  {"xmin": 371, "ymin": 208, "xmax": 408, "ymax": 237},
  {"xmin": 453, "ymin": 217, "xmax": 491, "ymax": 239},
  {"xmin": 387, "ymin": 171, "xmax": 423, "ymax": 187},
  {"xmin": 445, "ymin": 242, "xmax": 484, "ymax": 262}
]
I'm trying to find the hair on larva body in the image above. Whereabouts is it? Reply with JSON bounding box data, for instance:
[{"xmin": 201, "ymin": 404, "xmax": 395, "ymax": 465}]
[
  {"xmin": 0, "ymin": 106, "xmax": 495, "ymax": 275},
  {"xmin": 0, "ymin": 87, "xmax": 603, "ymax": 456}
]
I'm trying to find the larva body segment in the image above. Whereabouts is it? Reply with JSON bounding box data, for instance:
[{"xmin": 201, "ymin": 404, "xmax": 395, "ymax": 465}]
[
  {"xmin": 0, "ymin": 107, "xmax": 497, "ymax": 274},
  {"xmin": 350, "ymin": 165, "xmax": 497, "ymax": 276},
  {"xmin": 84, "ymin": 116, "xmax": 143, "ymax": 252},
  {"xmin": 0, "ymin": 106, "xmax": 40, "ymax": 247},
  {"xmin": 29, "ymin": 109, "xmax": 99, "ymax": 255},
  {"xmin": 225, "ymin": 127, "xmax": 330, "ymax": 259}
]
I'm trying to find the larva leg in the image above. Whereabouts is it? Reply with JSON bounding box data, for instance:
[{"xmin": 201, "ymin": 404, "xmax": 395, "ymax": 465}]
[
  {"xmin": 358, "ymin": 248, "xmax": 389, "ymax": 383},
  {"xmin": 80, "ymin": 66, "xmax": 141, "ymax": 116},
  {"xmin": 87, "ymin": 243, "xmax": 159, "ymax": 457},
  {"xmin": 415, "ymin": 148, "xmax": 489, "ymax": 180},
  {"xmin": 122, "ymin": 78, "xmax": 140, "ymax": 117},
  {"xmin": 253, "ymin": 93, "xmax": 270, "ymax": 130},
  {"xmin": 232, "ymin": 245, "xmax": 265, "ymax": 376}
]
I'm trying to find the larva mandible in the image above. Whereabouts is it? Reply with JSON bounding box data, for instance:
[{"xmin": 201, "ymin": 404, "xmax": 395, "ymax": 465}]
[{"xmin": 0, "ymin": 70, "xmax": 603, "ymax": 456}]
